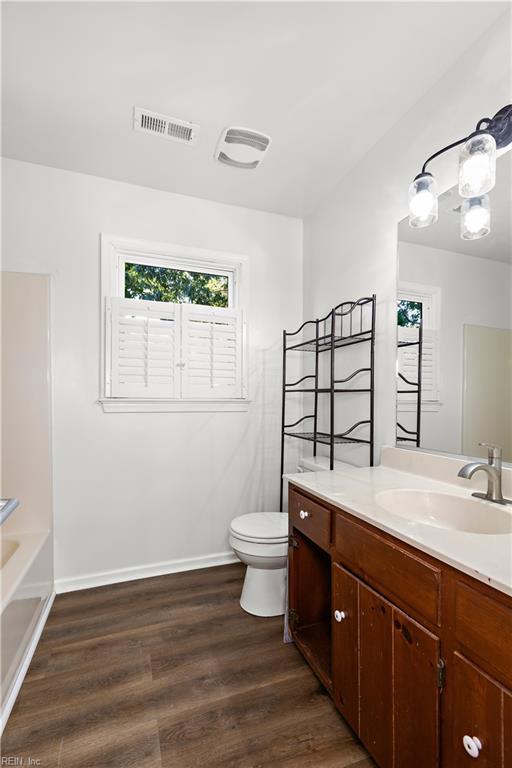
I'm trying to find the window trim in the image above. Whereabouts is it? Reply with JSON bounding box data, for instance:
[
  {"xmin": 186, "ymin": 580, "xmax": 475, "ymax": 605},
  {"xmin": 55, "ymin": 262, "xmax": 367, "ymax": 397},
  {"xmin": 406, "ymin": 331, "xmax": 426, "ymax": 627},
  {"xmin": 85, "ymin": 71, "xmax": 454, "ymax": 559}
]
[{"xmin": 99, "ymin": 234, "xmax": 249, "ymax": 413}]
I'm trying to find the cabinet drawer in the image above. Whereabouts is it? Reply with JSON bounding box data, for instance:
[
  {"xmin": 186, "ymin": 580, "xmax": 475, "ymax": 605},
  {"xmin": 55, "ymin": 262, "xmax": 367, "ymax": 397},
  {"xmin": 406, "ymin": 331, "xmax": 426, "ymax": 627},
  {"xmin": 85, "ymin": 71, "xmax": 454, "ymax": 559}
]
[
  {"xmin": 454, "ymin": 580, "xmax": 512, "ymax": 689},
  {"xmin": 289, "ymin": 488, "xmax": 331, "ymax": 551},
  {"xmin": 334, "ymin": 512, "xmax": 441, "ymax": 626}
]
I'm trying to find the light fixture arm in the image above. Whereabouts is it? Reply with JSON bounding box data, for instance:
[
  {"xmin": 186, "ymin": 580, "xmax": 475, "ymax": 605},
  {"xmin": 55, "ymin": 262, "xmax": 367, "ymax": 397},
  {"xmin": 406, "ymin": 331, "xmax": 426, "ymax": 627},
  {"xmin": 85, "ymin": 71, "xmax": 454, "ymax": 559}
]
[{"xmin": 421, "ymin": 136, "xmax": 468, "ymax": 175}]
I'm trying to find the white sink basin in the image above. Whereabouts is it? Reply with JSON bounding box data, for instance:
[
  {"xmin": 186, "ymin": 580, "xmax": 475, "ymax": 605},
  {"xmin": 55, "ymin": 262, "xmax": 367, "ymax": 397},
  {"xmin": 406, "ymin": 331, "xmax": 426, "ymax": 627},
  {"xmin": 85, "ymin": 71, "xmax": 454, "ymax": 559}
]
[{"xmin": 375, "ymin": 489, "xmax": 512, "ymax": 535}]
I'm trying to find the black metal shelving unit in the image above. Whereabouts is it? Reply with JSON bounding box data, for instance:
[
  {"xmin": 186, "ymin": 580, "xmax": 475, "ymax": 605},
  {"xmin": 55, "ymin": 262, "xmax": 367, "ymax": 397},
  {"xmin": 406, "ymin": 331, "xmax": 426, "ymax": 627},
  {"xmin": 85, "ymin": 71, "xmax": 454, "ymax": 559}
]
[
  {"xmin": 396, "ymin": 306, "xmax": 423, "ymax": 448},
  {"xmin": 280, "ymin": 295, "xmax": 376, "ymax": 510}
]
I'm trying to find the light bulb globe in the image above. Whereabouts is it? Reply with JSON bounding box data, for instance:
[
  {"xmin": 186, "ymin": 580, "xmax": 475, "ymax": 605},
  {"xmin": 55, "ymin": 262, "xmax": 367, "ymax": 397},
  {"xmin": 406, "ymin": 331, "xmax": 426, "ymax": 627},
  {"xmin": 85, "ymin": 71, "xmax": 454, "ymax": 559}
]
[
  {"xmin": 459, "ymin": 133, "xmax": 496, "ymax": 198},
  {"xmin": 460, "ymin": 195, "xmax": 491, "ymax": 240},
  {"xmin": 408, "ymin": 173, "xmax": 438, "ymax": 228}
]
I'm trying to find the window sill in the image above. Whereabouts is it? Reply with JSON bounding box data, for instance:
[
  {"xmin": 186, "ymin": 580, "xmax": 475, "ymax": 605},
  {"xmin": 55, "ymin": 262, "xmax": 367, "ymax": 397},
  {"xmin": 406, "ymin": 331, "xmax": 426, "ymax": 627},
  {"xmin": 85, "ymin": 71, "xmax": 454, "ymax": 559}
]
[{"xmin": 98, "ymin": 398, "xmax": 251, "ymax": 414}]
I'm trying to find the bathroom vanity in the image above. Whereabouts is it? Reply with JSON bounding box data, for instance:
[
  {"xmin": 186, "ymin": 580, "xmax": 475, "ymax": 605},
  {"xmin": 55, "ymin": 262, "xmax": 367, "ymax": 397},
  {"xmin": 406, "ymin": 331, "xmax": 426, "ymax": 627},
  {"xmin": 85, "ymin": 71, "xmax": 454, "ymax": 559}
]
[{"xmin": 287, "ymin": 457, "xmax": 512, "ymax": 768}]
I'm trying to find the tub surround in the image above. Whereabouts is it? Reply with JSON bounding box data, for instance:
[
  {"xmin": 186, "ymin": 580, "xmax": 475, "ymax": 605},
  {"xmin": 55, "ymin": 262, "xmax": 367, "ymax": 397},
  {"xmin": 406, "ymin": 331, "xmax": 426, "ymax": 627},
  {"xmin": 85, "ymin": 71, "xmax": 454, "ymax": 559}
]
[
  {"xmin": 285, "ymin": 446, "xmax": 512, "ymax": 595},
  {"xmin": 1, "ymin": 273, "xmax": 55, "ymax": 734}
]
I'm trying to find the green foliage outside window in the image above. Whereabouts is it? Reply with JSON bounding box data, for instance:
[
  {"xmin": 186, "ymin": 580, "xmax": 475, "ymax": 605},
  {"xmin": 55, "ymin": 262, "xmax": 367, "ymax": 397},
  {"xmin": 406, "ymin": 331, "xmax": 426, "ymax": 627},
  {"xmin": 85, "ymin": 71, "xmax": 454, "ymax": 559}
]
[
  {"xmin": 397, "ymin": 300, "xmax": 422, "ymax": 327},
  {"xmin": 125, "ymin": 263, "xmax": 229, "ymax": 307}
]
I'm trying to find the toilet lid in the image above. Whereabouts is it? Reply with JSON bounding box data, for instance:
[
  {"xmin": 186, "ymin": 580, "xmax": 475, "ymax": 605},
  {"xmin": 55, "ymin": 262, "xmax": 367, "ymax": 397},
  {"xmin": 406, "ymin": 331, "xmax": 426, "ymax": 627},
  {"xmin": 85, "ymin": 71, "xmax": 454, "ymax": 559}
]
[{"xmin": 229, "ymin": 512, "xmax": 288, "ymax": 543}]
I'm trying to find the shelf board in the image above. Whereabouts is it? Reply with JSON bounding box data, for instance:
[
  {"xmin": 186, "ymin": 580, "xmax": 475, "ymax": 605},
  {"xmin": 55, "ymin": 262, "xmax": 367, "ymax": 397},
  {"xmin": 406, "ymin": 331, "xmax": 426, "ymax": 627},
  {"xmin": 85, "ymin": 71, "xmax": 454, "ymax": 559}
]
[
  {"xmin": 293, "ymin": 621, "xmax": 332, "ymax": 691},
  {"xmin": 397, "ymin": 340, "xmax": 421, "ymax": 348},
  {"xmin": 287, "ymin": 330, "xmax": 373, "ymax": 353},
  {"xmin": 284, "ymin": 431, "xmax": 370, "ymax": 446},
  {"xmin": 285, "ymin": 388, "xmax": 371, "ymax": 394}
]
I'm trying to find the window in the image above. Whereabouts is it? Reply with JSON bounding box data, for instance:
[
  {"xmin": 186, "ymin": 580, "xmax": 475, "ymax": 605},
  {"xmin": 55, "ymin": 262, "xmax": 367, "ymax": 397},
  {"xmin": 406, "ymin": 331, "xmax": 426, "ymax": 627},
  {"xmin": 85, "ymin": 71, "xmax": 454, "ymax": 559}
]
[
  {"xmin": 100, "ymin": 235, "xmax": 248, "ymax": 413},
  {"xmin": 397, "ymin": 283, "xmax": 441, "ymax": 412},
  {"xmin": 124, "ymin": 261, "xmax": 230, "ymax": 307}
]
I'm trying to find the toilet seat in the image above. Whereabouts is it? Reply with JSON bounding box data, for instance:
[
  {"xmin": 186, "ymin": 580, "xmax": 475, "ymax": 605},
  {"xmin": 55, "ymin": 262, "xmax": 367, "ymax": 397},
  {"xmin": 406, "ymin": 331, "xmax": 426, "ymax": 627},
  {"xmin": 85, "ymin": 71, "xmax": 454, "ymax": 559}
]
[
  {"xmin": 229, "ymin": 512, "xmax": 288, "ymax": 544},
  {"xmin": 229, "ymin": 534, "xmax": 288, "ymax": 560}
]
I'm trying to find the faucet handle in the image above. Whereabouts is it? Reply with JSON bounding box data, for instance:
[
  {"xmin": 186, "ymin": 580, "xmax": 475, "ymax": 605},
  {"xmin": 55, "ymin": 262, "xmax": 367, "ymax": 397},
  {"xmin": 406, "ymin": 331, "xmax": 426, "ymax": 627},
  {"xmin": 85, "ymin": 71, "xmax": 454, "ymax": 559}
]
[{"xmin": 479, "ymin": 442, "xmax": 502, "ymax": 463}]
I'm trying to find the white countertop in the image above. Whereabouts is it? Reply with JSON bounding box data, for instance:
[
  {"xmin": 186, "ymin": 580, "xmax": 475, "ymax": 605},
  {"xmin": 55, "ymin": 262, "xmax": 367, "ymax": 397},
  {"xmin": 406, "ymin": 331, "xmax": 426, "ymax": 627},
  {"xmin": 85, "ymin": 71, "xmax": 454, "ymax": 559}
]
[{"xmin": 285, "ymin": 458, "xmax": 512, "ymax": 597}]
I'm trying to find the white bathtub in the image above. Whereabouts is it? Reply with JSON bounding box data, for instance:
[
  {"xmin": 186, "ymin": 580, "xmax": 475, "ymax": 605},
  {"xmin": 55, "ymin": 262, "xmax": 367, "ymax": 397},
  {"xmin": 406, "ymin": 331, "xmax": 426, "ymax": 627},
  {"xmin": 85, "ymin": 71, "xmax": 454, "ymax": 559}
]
[{"xmin": 1, "ymin": 528, "xmax": 54, "ymax": 732}]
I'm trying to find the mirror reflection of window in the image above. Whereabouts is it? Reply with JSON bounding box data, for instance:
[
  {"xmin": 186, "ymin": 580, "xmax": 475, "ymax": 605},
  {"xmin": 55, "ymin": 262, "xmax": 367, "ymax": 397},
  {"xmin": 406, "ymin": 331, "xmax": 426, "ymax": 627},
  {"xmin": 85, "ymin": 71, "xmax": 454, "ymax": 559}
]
[{"xmin": 397, "ymin": 300, "xmax": 422, "ymax": 328}]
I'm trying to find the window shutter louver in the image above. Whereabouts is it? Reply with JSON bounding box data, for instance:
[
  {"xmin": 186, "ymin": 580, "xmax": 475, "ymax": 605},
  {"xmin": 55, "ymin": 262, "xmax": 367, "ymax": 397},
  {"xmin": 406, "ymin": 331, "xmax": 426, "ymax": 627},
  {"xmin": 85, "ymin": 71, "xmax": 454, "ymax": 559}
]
[
  {"xmin": 181, "ymin": 305, "xmax": 243, "ymax": 398},
  {"xmin": 397, "ymin": 327, "xmax": 438, "ymax": 402},
  {"xmin": 108, "ymin": 297, "xmax": 179, "ymax": 398}
]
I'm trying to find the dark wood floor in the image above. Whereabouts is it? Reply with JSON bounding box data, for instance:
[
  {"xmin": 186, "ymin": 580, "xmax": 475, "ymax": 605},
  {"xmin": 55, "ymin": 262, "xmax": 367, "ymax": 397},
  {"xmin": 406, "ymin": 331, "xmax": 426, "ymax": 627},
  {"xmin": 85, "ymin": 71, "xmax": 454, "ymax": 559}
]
[{"xmin": 2, "ymin": 563, "xmax": 374, "ymax": 768}]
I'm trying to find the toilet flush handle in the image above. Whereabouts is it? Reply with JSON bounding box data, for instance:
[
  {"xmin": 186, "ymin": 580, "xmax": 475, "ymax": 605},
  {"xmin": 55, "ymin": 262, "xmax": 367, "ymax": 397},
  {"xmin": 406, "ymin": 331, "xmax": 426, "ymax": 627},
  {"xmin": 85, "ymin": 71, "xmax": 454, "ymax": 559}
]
[{"xmin": 299, "ymin": 509, "xmax": 309, "ymax": 520}]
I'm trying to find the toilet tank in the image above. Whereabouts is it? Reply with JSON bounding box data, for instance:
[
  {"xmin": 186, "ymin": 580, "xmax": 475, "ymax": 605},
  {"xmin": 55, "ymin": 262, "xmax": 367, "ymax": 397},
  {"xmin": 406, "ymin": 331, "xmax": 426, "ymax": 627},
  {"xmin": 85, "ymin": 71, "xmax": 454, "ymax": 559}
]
[{"xmin": 298, "ymin": 456, "xmax": 345, "ymax": 472}]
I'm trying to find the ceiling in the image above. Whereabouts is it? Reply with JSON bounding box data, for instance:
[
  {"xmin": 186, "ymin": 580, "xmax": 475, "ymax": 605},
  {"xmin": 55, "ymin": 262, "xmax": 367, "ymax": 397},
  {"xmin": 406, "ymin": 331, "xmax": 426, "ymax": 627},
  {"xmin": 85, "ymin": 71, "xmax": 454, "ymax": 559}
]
[
  {"xmin": 398, "ymin": 152, "xmax": 512, "ymax": 263},
  {"xmin": 2, "ymin": 2, "xmax": 507, "ymax": 217}
]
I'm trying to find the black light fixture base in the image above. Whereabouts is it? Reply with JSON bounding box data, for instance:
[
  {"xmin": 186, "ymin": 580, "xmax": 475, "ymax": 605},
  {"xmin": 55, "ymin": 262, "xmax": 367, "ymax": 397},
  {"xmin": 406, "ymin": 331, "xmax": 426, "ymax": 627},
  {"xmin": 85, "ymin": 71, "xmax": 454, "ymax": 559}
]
[
  {"xmin": 485, "ymin": 104, "xmax": 512, "ymax": 150},
  {"xmin": 413, "ymin": 171, "xmax": 433, "ymax": 181}
]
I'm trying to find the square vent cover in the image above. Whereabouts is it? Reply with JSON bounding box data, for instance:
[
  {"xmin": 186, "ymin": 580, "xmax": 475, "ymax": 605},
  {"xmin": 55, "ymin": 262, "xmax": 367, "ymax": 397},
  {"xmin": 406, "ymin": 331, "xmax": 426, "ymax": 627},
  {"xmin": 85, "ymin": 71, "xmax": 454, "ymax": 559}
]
[
  {"xmin": 134, "ymin": 107, "xmax": 199, "ymax": 145},
  {"xmin": 215, "ymin": 126, "xmax": 271, "ymax": 169}
]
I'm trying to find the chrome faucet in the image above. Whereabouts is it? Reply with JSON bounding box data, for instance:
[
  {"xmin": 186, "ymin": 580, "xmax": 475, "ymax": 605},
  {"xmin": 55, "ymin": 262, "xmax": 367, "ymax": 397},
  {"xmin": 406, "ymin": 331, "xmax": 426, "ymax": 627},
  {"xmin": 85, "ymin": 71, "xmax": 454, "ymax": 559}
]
[{"xmin": 458, "ymin": 443, "xmax": 512, "ymax": 505}]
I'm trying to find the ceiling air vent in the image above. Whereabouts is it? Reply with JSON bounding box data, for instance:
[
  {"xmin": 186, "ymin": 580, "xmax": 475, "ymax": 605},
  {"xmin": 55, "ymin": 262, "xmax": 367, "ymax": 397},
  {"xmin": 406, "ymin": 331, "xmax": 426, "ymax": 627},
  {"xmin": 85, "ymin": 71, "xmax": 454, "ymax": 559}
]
[
  {"xmin": 133, "ymin": 107, "xmax": 199, "ymax": 145},
  {"xmin": 215, "ymin": 126, "xmax": 271, "ymax": 169}
]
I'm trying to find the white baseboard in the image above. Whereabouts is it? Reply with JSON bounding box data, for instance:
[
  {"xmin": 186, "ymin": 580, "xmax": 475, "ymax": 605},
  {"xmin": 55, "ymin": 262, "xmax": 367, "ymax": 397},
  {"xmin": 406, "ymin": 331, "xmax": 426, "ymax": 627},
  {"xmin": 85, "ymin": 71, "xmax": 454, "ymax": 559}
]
[
  {"xmin": 55, "ymin": 551, "xmax": 238, "ymax": 594},
  {"xmin": 1, "ymin": 590, "xmax": 55, "ymax": 736}
]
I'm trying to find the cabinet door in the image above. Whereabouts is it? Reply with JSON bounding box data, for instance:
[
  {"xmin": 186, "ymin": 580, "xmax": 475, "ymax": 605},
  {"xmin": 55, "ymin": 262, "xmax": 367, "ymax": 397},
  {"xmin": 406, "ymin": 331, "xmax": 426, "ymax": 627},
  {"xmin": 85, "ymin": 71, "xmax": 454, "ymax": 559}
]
[
  {"xmin": 359, "ymin": 584, "xmax": 441, "ymax": 768},
  {"xmin": 393, "ymin": 608, "xmax": 440, "ymax": 768},
  {"xmin": 503, "ymin": 689, "xmax": 511, "ymax": 768},
  {"xmin": 449, "ymin": 653, "xmax": 503, "ymax": 767},
  {"xmin": 332, "ymin": 563, "xmax": 359, "ymax": 732},
  {"xmin": 359, "ymin": 583, "xmax": 393, "ymax": 768}
]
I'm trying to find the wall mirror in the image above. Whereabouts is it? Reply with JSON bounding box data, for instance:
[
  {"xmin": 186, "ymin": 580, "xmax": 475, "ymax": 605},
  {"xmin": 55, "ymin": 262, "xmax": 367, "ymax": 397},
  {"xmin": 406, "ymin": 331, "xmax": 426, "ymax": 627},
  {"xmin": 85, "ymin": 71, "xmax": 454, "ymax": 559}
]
[{"xmin": 396, "ymin": 153, "xmax": 511, "ymax": 462}]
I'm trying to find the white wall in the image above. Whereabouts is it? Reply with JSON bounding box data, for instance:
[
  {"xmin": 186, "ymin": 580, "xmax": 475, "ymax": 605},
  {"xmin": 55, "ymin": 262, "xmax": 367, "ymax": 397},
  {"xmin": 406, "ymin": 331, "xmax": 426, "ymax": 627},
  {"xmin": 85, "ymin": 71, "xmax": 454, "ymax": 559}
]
[
  {"xmin": 302, "ymin": 13, "xmax": 511, "ymax": 463},
  {"xmin": 2, "ymin": 159, "xmax": 302, "ymax": 589},
  {"xmin": 398, "ymin": 241, "xmax": 512, "ymax": 454}
]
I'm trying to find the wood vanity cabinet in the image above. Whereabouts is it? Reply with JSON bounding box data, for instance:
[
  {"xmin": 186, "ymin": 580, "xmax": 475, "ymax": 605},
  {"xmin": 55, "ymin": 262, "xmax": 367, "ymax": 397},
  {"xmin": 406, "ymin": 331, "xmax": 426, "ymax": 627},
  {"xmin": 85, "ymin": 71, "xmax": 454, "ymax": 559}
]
[{"xmin": 288, "ymin": 484, "xmax": 512, "ymax": 768}]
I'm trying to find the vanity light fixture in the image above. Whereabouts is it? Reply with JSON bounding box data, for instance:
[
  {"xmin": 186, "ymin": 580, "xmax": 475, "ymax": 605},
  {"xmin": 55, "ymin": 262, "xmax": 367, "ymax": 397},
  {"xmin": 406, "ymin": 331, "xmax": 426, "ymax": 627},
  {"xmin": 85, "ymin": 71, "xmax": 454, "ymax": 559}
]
[{"xmin": 408, "ymin": 104, "xmax": 512, "ymax": 239}]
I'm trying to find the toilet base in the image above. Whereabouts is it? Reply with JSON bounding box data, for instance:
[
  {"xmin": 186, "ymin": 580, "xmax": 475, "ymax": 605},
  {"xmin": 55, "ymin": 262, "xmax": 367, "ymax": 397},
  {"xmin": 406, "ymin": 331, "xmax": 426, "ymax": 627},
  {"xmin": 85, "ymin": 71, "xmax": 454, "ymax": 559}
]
[{"xmin": 240, "ymin": 565, "xmax": 286, "ymax": 617}]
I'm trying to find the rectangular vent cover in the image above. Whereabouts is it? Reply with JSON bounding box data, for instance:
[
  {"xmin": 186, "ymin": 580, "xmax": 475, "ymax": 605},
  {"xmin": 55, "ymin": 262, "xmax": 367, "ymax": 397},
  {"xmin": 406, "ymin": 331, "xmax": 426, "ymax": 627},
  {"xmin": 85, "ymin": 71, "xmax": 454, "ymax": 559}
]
[{"xmin": 134, "ymin": 107, "xmax": 199, "ymax": 145}]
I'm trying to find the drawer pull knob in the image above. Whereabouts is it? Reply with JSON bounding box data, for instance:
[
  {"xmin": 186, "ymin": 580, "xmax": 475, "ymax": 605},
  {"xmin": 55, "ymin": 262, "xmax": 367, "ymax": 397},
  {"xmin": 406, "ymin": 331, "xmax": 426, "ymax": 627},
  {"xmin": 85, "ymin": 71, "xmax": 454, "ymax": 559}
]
[
  {"xmin": 334, "ymin": 610, "xmax": 347, "ymax": 622},
  {"xmin": 299, "ymin": 510, "xmax": 309, "ymax": 520},
  {"xmin": 463, "ymin": 735, "xmax": 482, "ymax": 759}
]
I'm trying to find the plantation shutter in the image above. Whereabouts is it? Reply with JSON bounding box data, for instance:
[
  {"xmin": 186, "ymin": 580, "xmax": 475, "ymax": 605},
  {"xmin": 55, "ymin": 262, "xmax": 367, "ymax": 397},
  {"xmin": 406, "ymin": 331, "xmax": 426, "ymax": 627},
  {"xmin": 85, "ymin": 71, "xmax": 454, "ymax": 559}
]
[
  {"xmin": 397, "ymin": 327, "xmax": 438, "ymax": 402},
  {"xmin": 108, "ymin": 297, "xmax": 179, "ymax": 397},
  {"xmin": 181, "ymin": 305, "xmax": 243, "ymax": 398}
]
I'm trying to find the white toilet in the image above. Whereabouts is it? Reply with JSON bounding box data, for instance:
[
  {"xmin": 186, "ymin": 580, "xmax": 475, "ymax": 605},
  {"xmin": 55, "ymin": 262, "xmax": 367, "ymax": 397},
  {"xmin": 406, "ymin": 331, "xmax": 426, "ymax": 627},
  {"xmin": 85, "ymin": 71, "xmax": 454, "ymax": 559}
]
[
  {"xmin": 229, "ymin": 458, "xmax": 340, "ymax": 617},
  {"xmin": 229, "ymin": 512, "xmax": 288, "ymax": 617}
]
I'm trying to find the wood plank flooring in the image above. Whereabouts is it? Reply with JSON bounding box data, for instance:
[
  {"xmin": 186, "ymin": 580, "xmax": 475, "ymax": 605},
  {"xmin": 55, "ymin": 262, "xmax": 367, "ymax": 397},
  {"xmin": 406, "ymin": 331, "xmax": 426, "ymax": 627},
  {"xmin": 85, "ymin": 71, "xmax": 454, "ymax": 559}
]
[{"xmin": 2, "ymin": 563, "xmax": 374, "ymax": 768}]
